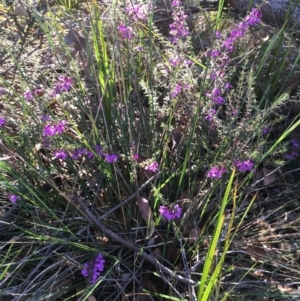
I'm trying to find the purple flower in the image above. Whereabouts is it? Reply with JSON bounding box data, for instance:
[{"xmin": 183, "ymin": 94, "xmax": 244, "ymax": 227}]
[
  {"xmin": 58, "ymin": 76, "xmax": 73, "ymax": 91},
  {"xmin": 8, "ymin": 194, "xmax": 20, "ymax": 203},
  {"xmin": 54, "ymin": 120, "xmax": 66, "ymax": 134},
  {"xmin": 118, "ymin": 24, "xmax": 134, "ymax": 39},
  {"xmin": 145, "ymin": 161, "xmax": 159, "ymax": 172},
  {"xmin": 245, "ymin": 8, "xmax": 262, "ymax": 26},
  {"xmin": 171, "ymin": 84, "xmax": 182, "ymax": 98},
  {"xmin": 171, "ymin": 0, "xmax": 180, "ymax": 7},
  {"xmin": 235, "ymin": 159, "xmax": 254, "ymax": 172},
  {"xmin": 94, "ymin": 145, "xmax": 104, "ymax": 157},
  {"xmin": 224, "ymin": 83, "xmax": 233, "ymax": 90},
  {"xmin": 105, "ymin": 154, "xmax": 119, "ymax": 163},
  {"xmin": 82, "ymin": 253, "xmax": 105, "ymax": 284},
  {"xmin": 204, "ymin": 109, "xmax": 217, "ymax": 121},
  {"xmin": 0, "ymin": 87, "xmax": 7, "ymax": 95},
  {"xmin": 210, "ymin": 49, "xmax": 221, "ymax": 58},
  {"xmin": 41, "ymin": 115, "xmax": 51, "ymax": 123},
  {"xmin": 222, "ymin": 37, "xmax": 235, "ymax": 52},
  {"xmin": 169, "ymin": 55, "xmax": 181, "ymax": 67},
  {"xmin": 284, "ymin": 152, "xmax": 298, "ymax": 160},
  {"xmin": 169, "ymin": 11, "xmax": 190, "ymax": 44},
  {"xmin": 135, "ymin": 46, "xmax": 143, "ymax": 52},
  {"xmin": 133, "ymin": 154, "xmax": 140, "ymax": 161},
  {"xmin": 207, "ymin": 88, "xmax": 225, "ymax": 104},
  {"xmin": 207, "ymin": 166, "xmax": 226, "ymax": 179},
  {"xmin": 71, "ymin": 148, "xmax": 86, "ymax": 159},
  {"xmin": 24, "ymin": 90, "xmax": 34, "ymax": 102},
  {"xmin": 0, "ymin": 117, "xmax": 6, "ymax": 128},
  {"xmin": 262, "ymin": 127, "xmax": 270, "ymax": 134},
  {"xmin": 215, "ymin": 30, "xmax": 221, "ymax": 39},
  {"xmin": 125, "ymin": 4, "xmax": 147, "ymax": 21},
  {"xmin": 43, "ymin": 120, "xmax": 66, "ymax": 136},
  {"xmin": 159, "ymin": 204, "xmax": 182, "ymax": 221},
  {"xmin": 42, "ymin": 136, "xmax": 51, "ymax": 148},
  {"xmin": 34, "ymin": 88, "xmax": 44, "ymax": 97},
  {"xmin": 43, "ymin": 124, "xmax": 56, "ymax": 136},
  {"xmin": 230, "ymin": 22, "xmax": 247, "ymax": 39},
  {"xmin": 54, "ymin": 150, "xmax": 68, "ymax": 160},
  {"xmin": 52, "ymin": 83, "xmax": 63, "ymax": 96},
  {"xmin": 85, "ymin": 151, "xmax": 94, "ymax": 160},
  {"xmin": 291, "ymin": 139, "xmax": 299, "ymax": 147}
]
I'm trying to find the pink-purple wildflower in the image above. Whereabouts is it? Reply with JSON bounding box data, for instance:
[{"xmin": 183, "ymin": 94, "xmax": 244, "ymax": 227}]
[
  {"xmin": 291, "ymin": 139, "xmax": 299, "ymax": 147},
  {"xmin": 159, "ymin": 204, "xmax": 182, "ymax": 221},
  {"xmin": 145, "ymin": 161, "xmax": 159, "ymax": 172},
  {"xmin": 0, "ymin": 87, "xmax": 7, "ymax": 95},
  {"xmin": 58, "ymin": 76, "xmax": 73, "ymax": 91},
  {"xmin": 284, "ymin": 152, "xmax": 298, "ymax": 160},
  {"xmin": 8, "ymin": 194, "xmax": 20, "ymax": 203},
  {"xmin": 118, "ymin": 24, "xmax": 134, "ymax": 39},
  {"xmin": 94, "ymin": 145, "xmax": 104, "ymax": 157},
  {"xmin": 207, "ymin": 88, "xmax": 225, "ymax": 104},
  {"xmin": 133, "ymin": 154, "xmax": 140, "ymax": 161},
  {"xmin": 125, "ymin": 3, "xmax": 147, "ymax": 21},
  {"xmin": 34, "ymin": 88, "xmax": 44, "ymax": 97},
  {"xmin": 235, "ymin": 159, "xmax": 254, "ymax": 172},
  {"xmin": 54, "ymin": 150, "xmax": 68, "ymax": 160},
  {"xmin": 245, "ymin": 8, "xmax": 262, "ymax": 26},
  {"xmin": 207, "ymin": 166, "xmax": 226, "ymax": 179},
  {"xmin": 169, "ymin": 11, "xmax": 190, "ymax": 44},
  {"xmin": 204, "ymin": 109, "xmax": 217, "ymax": 121},
  {"xmin": 0, "ymin": 117, "xmax": 6, "ymax": 128},
  {"xmin": 41, "ymin": 115, "xmax": 51, "ymax": 123},
  {"xmin": 171, "ymin": 84, "xmax": 182, "ymax": 98},
  {"xmin": 105, "ymin": 154, "xmax": 119, "ymax": 163},
  {"xmin": 43, "ymin": 120, "xmax": 66, "ymax": 136},
  {"xmin": 81, "ymin": 253, "xmax": 105, "ymax": 284},
  {"xmin": 24, "ymin": 90, "xmax": 34, "ymax": 102}
]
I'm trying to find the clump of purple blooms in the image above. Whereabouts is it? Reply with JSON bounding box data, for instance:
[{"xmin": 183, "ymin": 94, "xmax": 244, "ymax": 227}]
[
  {"xmin": 159, "ymin": 204, "xmax": 182, "ymax": 221},
  {"xmin": 125, "ymin": 3, "xmax": 148, "ymax": 21},
  {"xmin": 234, "ymin": 159, "xmax": 254, "ymax": 172},
  {"xmin": 24, "ymin": 90, "xmax": 34, "ymax": 102},
  {"xmin": 207, "ymin": 166, "xmax": 226, "ymax": 179},
  {"xmin": 118, "ymin": 24, "xmax": 134, "ymax": 40},
  {"xmin": 54, "ymin": 150, "xmax": 68, "ymax": 160},
  {"xmin": 51, "ymin": 76, "xmax": 73, "ymax": 96},
  {"xmin": 169, "ymin": 0, "xmax": 190, "ymax": 44},
  {"xmin": 145, "ymin": 161, "xmax": 159, "ymax": 172},
  {"xmin": 205, "ymin": 8, "xmax": 262, "ymax": 107},
  {"xmin": 8, "ymin": 194, "xmax": 21, "ymax": 203},
  {"xmin": 81, "ymin": 253, "xmax": 105, "ymax": 284},
  {"xmin": 43, "ymin": 120, "xmax": 66, "ymax": 136},
  {"xmin": 105, "ymin": 154, "xmax": 119, "ymax": 163}
]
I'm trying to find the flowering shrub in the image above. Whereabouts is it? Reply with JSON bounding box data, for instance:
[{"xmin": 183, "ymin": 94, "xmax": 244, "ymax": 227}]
[{"xmin": 1, "ymin": 1, "xmax": 299, "ymax": 299}]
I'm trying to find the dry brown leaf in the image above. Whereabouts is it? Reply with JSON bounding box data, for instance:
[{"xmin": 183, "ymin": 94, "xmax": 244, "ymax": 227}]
[
  {"xmin": 136, "ymin": 197, "xmax": 153, "ymax": 224},
  {"xmin": 64, "ymin": 30, "xmax": 87, "ymax": 52},
  {"xmin": 263, "ymin": 168, "xmax": 276, "ymax": 185},
  {"xmin": 13, "ymin": 3, "xmax": 29, "ymax": 17},
  {"xmin": 246, "ymin": 245, "xmax": 275, "ymax": 262},
  {"xmin": 136, "ymin": 197, "xmax": 154, "ymax": 237},
  {"xmin": 188, "ymin": 227, "xmax": 201, "ymax": 244}
]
